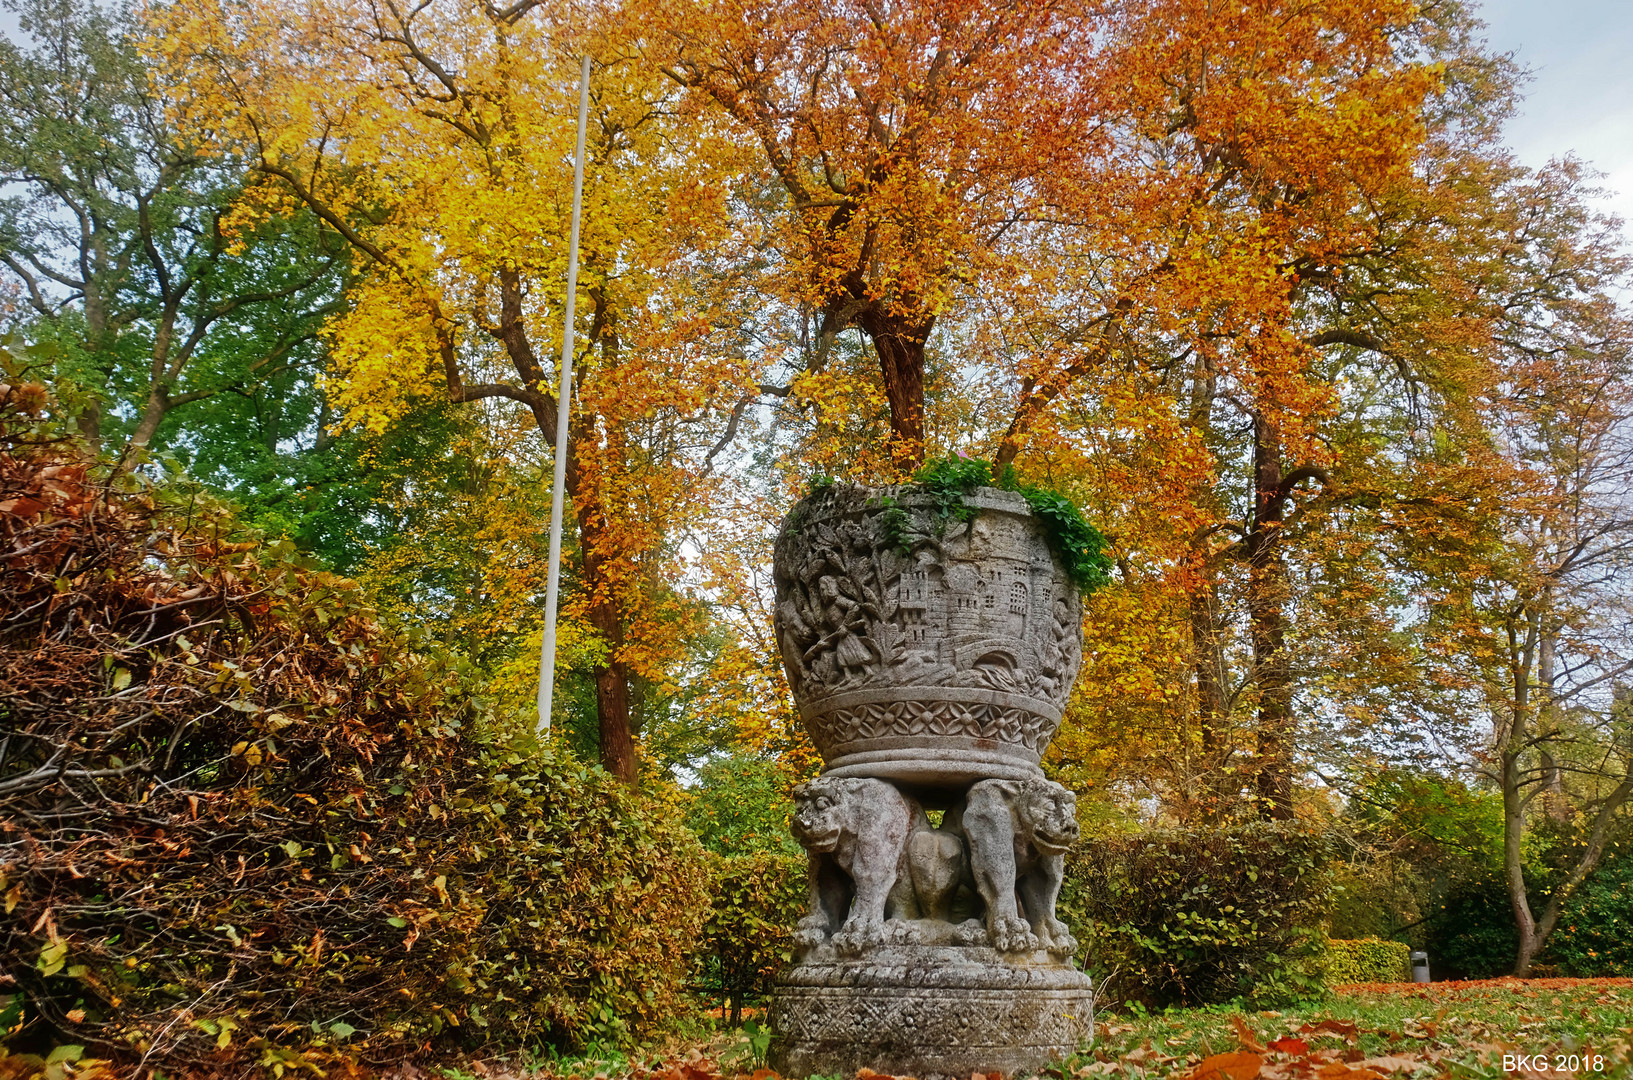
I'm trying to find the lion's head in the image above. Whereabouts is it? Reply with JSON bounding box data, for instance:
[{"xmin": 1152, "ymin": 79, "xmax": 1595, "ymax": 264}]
[
  {"xmin": 1018, "ymin": 779, "xmax": 1079, "ymax": 855},
  {"xmin": 790, "ymin": 777, "xmax": 847, "ymax": 852}
]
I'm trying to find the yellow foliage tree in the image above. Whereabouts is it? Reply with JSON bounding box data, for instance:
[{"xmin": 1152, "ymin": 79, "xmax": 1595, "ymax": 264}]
[{"xmin": 153, "ymin": 0, "xmax": 768, "ymax": 780}]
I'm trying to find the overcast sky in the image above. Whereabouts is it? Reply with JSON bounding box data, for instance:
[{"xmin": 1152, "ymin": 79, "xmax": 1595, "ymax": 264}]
[
  {"xmin": 2, "ymin": 0, "xmax": 1629, "ymax": 232},
  {"xmin": 1480, "ymin": 0, "xmax": 1633, "ymax": 233}
]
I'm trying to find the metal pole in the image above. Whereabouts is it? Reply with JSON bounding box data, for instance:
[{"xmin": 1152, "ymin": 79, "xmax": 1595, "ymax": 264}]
[{"xmin": 538, "ymin": 54, "xmax": 592, "ymax": 738}]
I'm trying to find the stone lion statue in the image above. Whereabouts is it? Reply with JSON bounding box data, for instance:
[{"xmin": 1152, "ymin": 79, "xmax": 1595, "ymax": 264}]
[
  {"xmin": 954, "ymin": 777, "xmax": 1079, "ymax": 955},
  {"xmin": 789, "ymin": 776, "xmax": 920, "ymax": 954}
]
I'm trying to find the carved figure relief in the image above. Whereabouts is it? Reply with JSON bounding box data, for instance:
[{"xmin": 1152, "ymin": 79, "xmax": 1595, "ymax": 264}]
[
  {"xmin": 790, "ymin": 777, "xmax": 920, "ymax": 955},
  {"xmin": 773, "ymin": 486, "xmax": 1083, "ymax": 711},
  {"xmin": 788, "ymin": 773, "xmax": 1082, "ymax": 958}
]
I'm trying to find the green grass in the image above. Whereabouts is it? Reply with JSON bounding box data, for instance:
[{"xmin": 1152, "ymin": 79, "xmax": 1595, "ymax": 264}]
[
  {"xmin": 466, "ymin": 981, "xmax": 1633, "ymax": 1080},
  {"xmin": 1059, "ymin": 981, "xmax": 1633, "ymax": 1078}
]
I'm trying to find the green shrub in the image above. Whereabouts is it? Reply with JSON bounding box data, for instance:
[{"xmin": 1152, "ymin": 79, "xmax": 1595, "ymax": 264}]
[
  {"xmin": 0, "ymin": 430, "xmax": 706, "ymax": 1072},
  {"xmin": 1323, "ymin": 938, "xmax": 1410, "ymax": 984},
  {"xmin": 458, "ymin": 748, "xmax": 709, "ymax": 1049},
  {"xmin": 685, "ymin": 755, "xmax": 802, "ymax": 858},
  {"xmin": 1543, "ymin": 848, "xmax": 1633, "ymax": 976},
  {"xmin": 1059, "ymin": 823, "xmax": 1334, "ymax": 1006},
  {"xmin": 684, "ymin": 757, "xmax": 805, "ymax": 1024},
  {"xmin": 699, "ymin": 851, "xmax": 805, "ymax": 1024},
  {"xmin": 1421, "ymin": 876, "xmax": 1516, "ymax": 979}
]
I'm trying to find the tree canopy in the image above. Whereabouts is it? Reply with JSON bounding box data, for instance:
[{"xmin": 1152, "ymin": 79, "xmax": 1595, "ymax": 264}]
[{"xmin": 3, "ymin": 0, "xmax": 1632, "ymax": 984}]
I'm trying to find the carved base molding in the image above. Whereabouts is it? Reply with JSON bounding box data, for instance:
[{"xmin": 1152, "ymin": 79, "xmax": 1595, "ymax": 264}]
[
  {"xmin": 803, "ymin": 687, "xmax": 1064, "ymax": 785},
  {"xmin": 770, "ymin": 951, "xmax": 1093, "ymax": 1080}
]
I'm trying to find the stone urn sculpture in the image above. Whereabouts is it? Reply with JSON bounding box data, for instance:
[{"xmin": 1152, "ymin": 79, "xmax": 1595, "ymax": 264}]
[{"xmin": 768, "ymin": 482, "xmax": 1095, "ymax": 1079}]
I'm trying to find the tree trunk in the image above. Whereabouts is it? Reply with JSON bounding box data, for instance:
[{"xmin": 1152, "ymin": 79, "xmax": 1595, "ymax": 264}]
[
  {"xmin": 1503, "ymin": 750, "xmax": 1544, "ymax": 975},
  {"xmin": 1502, "ymin": 608, "xmax": 1542, "ymax": 974},
  {"xmin": 1186, "ymin": 355, "xmax": 1232, "ymax": 816},
  {"xmin": 580, "ymin": 547, "xmax": 638, "ymax": 783},
  {"xmin": 76, "ymin": 279, "xmax": 111, "ymax": 452},
  {"xmin": 1190, "ymin": 581, "xmax": 1230, "ymax": 816},
  {"xmin": 1248, "ymin": 413, "xmax": 1294, "ymax": 820},
  {"xmin": 129, "ymin": 307, "xmax": 181, "ymax": 449},
  {"xmin": 856, "ymin": 307, "xmax": 930, "ymax": 469},
  {"xmin": 128, "ymin": 389, "xmax": 168, "ymax": 449},
  {"xmin": 574, "ymin": 431, "xmax": 639, "ymax": 785},
  {"xmin": 75, "ymin": 396, "xmax": 104, "ymax": 451},
  {"xmin": 595, "ymin": 654, "xmax": 637, "ymax": 783}
]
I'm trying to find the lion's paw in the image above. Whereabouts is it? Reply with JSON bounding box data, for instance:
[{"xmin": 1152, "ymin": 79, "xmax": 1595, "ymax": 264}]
[
  {"xmin": 833, "ymin": 916, "xmax": 885, "ymax": 956},
  {"xmin": 991, "ymin": 916, "xmax": 1040, "ymax": 953},
  {"xmin": 953, "ymin": 919, "xmax": 989, "ymax": 946},
  {"xmin": 793, "ymin": 928, "xmax": 828, "ymax": 950},
  {"xmin": 886, "ymin": 920, "xmax": 924, "ymax": 945},
  {"xmin": 1043, "ymin": 921, "xmax": 1078, "ymax": 956}
]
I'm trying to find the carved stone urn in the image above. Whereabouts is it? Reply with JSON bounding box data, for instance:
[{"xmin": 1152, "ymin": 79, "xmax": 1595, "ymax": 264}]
[
  {"xmin": 773, "ymin": 484, "xmax": 1083, "ymax": 788},
  {"xmin": 768, "ymin": 483, "xmax": 1094, "ymax": 1079}
]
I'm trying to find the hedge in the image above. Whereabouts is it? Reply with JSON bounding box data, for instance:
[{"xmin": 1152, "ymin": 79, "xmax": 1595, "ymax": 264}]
[
  {"xmin": 0, "ymin": 423, "xmax": 707, "ymax": 1074},
  {"xmin": 1060, "ymin": 823, "xmax": 1334, "ymax": 1006},
  {"xmin": 1546, "ymin": 849, "xmax": 1633, "ymax": 976},
  {"xmin": 699, "ymin": 852, "xmax": 806, "ymax": 1024},
  {"xmin": 1324, "ymin": 938, "xmax": 1410, "ymax": 985}
]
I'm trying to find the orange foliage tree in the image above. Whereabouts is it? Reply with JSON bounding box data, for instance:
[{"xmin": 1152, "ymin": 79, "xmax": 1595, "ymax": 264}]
[
  {"xmin": 646, "ymin": 0, "xmax": 1468, "ymax": 814},
  {"xmin": 642, "ymin": 0, "xmax": 1109, "ymax": 469},
  {"xmin": 153, "ymin": 0, "xmax": 768, "ymax": 780},
  {"xmin": 1035, "ymin": 3, "xmax": 1633, "ymax": 832}
]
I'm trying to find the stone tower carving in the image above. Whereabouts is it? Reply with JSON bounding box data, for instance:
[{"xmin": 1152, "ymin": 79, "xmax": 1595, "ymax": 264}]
[{"xmin": 769, "ymin": 484, "xmax": 1094, "ymax": 1079}]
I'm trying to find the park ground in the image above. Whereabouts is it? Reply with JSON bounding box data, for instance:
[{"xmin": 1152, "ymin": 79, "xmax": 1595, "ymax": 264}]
[{"xmin": 471, "ymin": 980, "xmax": 1633, "ymax": 1080}]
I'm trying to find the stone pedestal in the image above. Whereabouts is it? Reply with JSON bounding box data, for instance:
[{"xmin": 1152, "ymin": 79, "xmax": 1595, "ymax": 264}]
[
  {"xmin": 770, "ymin": 945, "xmax": 1093, "ymax": 1079},
  {"xmin": 771, "ymin": 484, "xmax": 1095, "ymax": 1078}
]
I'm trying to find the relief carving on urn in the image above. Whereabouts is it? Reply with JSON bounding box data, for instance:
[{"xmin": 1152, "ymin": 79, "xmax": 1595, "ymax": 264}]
[
  {"xmin": 787, "ymin": 773, "xmax": 1081, "ymax": 957},
  {"xmin": 773, "ymin": 484, "xmax": 1084, "ymax": 785}
]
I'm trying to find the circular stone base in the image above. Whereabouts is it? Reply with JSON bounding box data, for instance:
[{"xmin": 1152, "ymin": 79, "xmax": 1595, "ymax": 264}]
[{"xmin": 769, "ymin": 946, "xmax": 1093, "ymax": 1079}]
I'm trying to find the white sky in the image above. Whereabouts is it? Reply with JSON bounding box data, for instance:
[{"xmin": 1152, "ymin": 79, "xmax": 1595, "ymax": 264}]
[
  {"xmin": 1480, "ymin": 0, "xmax": 1633, "ymax": 234},
  {"xmin": 0, "ymin": 0, "xmax": 1628, "ymax": 233}
]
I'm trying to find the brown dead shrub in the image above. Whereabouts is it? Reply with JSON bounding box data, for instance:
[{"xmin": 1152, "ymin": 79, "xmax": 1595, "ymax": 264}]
[{"xmin": 0, "ymin": 404, "xmax": 706, "ymax": 1074}]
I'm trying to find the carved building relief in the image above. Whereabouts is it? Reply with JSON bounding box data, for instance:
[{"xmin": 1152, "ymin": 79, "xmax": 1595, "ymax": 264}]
[{"xmin": 773, "ymin": 485, "xmax": 1084, "ymax": 782}]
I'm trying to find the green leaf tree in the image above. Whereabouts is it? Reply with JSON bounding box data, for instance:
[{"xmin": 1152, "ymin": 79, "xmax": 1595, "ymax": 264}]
[{"xmin": 0, "ymin": 0, "xmax": 344, "ymax": 454}]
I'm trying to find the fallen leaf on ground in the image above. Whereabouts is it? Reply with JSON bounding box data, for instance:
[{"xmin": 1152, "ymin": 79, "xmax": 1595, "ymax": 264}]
[
  {"xmin": 1315, "ymin": 1065, "xmax": 1383, "ymax": 1080},
  {"xmin": 1188, "ymin": 1051, "xmax": 1262, "ymax": 1080},
  {"xmin": 1355, "ymin": 1056, "xmax": 1428, "ymax": 1074},
  {"xmin": 1231, "ymin": 1016, "xmax": 1267, "ymax": 1053},
  {"xmin": 1266, "ymin": 1038, "xmax": 1308, "ymax": 1056}
]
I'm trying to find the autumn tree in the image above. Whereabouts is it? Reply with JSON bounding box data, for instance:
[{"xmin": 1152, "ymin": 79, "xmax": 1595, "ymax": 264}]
[
  {"xmin": 643, "ymin": 0, "xmax": 1118, "ymax": 469},
  {"xmin": 155, "ymin": 0, "xmax": 766, "ymax": 780},
  {"xmin": 649, "ymin": 0, "xmax": 1471, "ymax": 815},
  {"xmin": 1388, "ymin": 160, "xmax": 1633, "ymax": 974},
  {"xmin": 0, "ymin": 0, "xmax": 344, "ymax": 454}
]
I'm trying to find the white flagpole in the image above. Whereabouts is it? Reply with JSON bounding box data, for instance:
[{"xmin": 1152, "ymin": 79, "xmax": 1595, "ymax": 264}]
[{"xmin": 538, "ymin": 54, "xmax": 592, "ymax": 738}]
